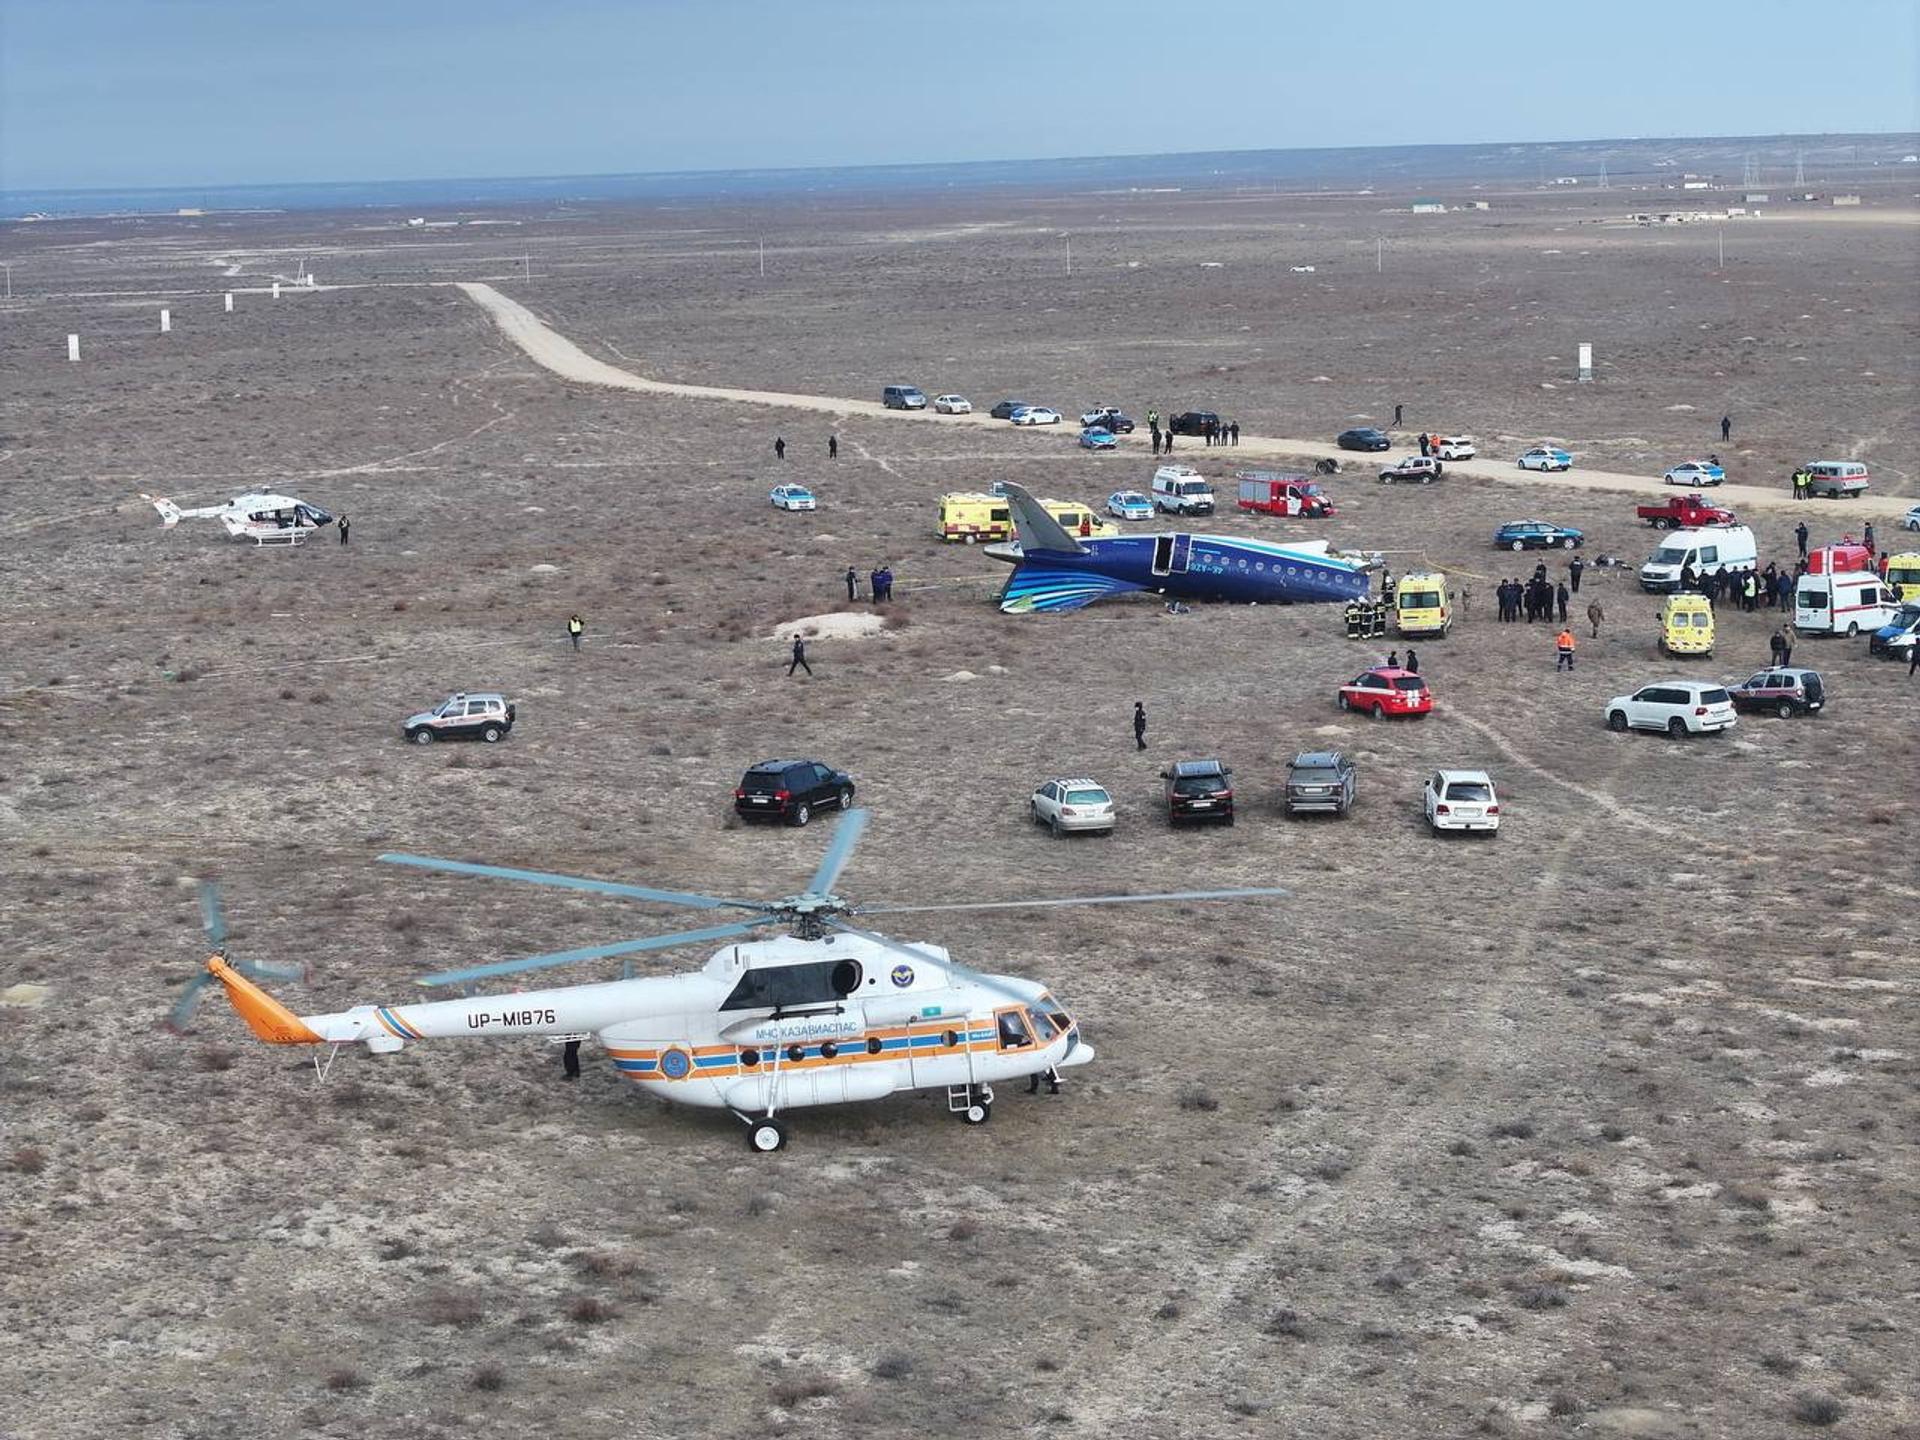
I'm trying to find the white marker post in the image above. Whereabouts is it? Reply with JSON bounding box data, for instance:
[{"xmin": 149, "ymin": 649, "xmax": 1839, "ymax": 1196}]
[
  {"xmin": 1577, "ymin": 343, "xmax": 1593, "ymax": 383},
  {"xmin": 272, "ymin": 282, "xmax": 281, "ymax": 299},
  {"xmin": 160, "ymin": 309, "xmax": 171, "ymax": 333},
  {"xmin": 67, "ymin": 334, "xmax": 80, "ymax": 362},
  {"xmin": 224, "ymin": 292, "xmax": 234, "ymax": 312}
]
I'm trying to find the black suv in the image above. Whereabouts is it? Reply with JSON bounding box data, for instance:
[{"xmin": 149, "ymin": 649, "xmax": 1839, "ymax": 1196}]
[
  {"xmin": 989, "ymin": 400, "xmax": 1032, "ymax": 420},
  {"xmin": 734, "ymin": 759, "xmax": 856, "ymax": 826},
  {"xmin": 1162, "ymin": 759, "xmax": 1234, "ymax": 826},
  {"xmin": 1284, "ymin": 751, "xmax": 1355, "ymax": 816},
  {"xmin": 1168, "ymin": 411, "xmax": 1221, "ymax": 437}
]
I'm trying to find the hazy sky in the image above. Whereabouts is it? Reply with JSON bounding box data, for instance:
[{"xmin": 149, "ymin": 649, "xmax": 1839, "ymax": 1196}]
[{"xmin": 3, "ymin": 0, "xmax": 1915, "ymax": 190}]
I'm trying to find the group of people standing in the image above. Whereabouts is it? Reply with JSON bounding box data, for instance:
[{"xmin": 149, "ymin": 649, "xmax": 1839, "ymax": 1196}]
[
  {"xmin": 845, "ymin": 564, "xmax": 894, "ymax": 603},
  {"xmin": 1144, "ymin": 410, "xmax": 1240, "ymax": 457},
  {"xmin": 1496, "ymin": 562, "xmax": 1574, "ymax": 625},
  {"xmin": 1680, "ymin": 561, "xmax": 1792, "ymax": 612}
]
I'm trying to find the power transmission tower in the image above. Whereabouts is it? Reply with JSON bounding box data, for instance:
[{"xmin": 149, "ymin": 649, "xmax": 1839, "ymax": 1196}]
[
  {"xmin": 1598, "ymin": 159, "xmax": 1610, "ymax": 191},
  {"xmin": 1794, "ymin": 151, "xmax": 1806, "ymax": 186},
  {"xmin": 1741, "ymin": 154, "xmax": 1759, "ymax": 188}
]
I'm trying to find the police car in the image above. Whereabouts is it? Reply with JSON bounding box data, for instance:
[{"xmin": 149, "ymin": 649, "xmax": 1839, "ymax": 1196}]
[
  {"xmin": 1663, "ymin": 461, "xmax": 1726, "ymax": 488},
  {"xmin": 769, "ymin": 484, "xmax": 817, "ymax": 511},
  {"xmin": 403, "ymin": 693, "xmax": 516, "ymax": 745},
  {"xmin": 1107, "ymin": 490, "xmax": 1155, "ymax": 520},
  {"xmin": 1518, "ymin": 446, "xmax": 1573, "ymax": 472}
]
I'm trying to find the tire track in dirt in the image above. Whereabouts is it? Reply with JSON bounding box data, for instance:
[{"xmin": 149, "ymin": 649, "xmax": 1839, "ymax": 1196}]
[{"xmin": 1054, "ymin": 802, "xmax": 1624, "ymax": 1435}]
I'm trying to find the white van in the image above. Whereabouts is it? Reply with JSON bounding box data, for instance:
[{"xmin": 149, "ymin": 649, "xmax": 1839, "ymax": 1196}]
[
  {"xmin": 1152, "ymin": 465, "xmax": 1216, "ymax": 517},
  {"xmin": 1795, "ymin": 570, "xmax": 1896, "ymax": 637},
  {"xmin": 1639, "ymin": 524, "xmax": 1757, "ymax": 592},
  {"xmin": 1802, "ymin": 460, "xmax": 1870, "ymax": 498}
]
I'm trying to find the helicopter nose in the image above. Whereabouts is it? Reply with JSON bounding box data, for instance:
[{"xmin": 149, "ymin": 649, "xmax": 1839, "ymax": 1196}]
[{"xmin": 1057, "ymin": 1041, "xmax": 1095, "ymax": 1069}]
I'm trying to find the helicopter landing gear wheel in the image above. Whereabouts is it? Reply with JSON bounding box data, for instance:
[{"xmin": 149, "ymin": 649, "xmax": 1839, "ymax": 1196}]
[
  {"xmin": 962, "ymin": 1098, "xmax": 992, "ymax": 1125},
  {"xmin": 747, "ymin": 1116, "xmax": 788, "ymax": 1153}
]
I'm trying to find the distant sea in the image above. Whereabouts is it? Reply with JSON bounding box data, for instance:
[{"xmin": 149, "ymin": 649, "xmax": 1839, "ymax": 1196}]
[{"xmin": 7, "ymin": 134, "xmax": 1915, "ymax": 219}]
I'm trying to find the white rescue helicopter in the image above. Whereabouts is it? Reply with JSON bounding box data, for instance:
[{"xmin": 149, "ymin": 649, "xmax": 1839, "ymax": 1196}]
[
  {"xmin": 202, "ymin": 811, "xmax": 1285, "ymax": 1152},
  {"xmin": 143, "ymin": 491, "xmax": 336, "ymax": 545}
]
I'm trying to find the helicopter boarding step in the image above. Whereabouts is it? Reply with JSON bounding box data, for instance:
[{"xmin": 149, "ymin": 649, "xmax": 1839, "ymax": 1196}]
[{"xmin": 249, "ymin": 528, "xmax": 309, "ymax": 547}]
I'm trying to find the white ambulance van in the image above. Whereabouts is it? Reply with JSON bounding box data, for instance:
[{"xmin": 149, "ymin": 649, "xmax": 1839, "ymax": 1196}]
[{"xmin": 1794, "ymin": 571, "xmax": 1896, "ymax": 637}]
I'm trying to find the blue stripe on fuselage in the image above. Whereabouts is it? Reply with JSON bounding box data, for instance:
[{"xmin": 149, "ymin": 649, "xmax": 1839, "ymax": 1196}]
[{"xmin": 1010, "ymin": 535, "xmax": 1368, "ymax": 608}]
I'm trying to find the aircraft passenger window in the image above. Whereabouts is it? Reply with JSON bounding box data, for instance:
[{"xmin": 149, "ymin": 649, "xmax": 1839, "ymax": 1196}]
[{"xmin": 997, "ymin": 1011, "xmax": 1033, "ymax": 1049}]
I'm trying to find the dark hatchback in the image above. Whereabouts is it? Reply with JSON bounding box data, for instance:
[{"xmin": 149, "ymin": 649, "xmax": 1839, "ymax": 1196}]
[
  {"xmin": 989, "ymin": 400, "xmax": 1032, "ymax": 420},
  {"xmin": 734, "ymin": 759, "xmax": 856, "ymax": 826},
  {"xmin": 1162, "ymin": 759, "xmax": 1235, "ymax": 826},
  {"xmin": 1338, "ymin": 427, "xmax": 1392, "ymax": 452},
  {"xmin": 1167, "ymin": 411, "xmax": 1221, "ymax": 437}
]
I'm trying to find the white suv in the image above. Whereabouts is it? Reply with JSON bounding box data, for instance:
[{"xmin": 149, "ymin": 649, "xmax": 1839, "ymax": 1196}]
[
  {"xmin": 1604, "ymin": 681, "xmax": 1736, "ymax": 738},
  {"xmin": 1432, "ymin": 435, "xmax": 1477, "ymax": 461},
  {"xmin": 1030, "ymin": 777, "xmax": 1115, "ymax": 836},
  {"xmin": 404, "ymin": 692, "xmax": 515, "ymax": 744},
  {"xmin": 1424, "ymin": 769, "xmax": 1500, "ymax": 833}
]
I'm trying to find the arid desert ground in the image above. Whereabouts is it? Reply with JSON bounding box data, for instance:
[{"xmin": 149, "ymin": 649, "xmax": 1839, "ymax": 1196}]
[{"xmin": 2, "ymin": 180, "xmax": 1917, "ymax": 1439}]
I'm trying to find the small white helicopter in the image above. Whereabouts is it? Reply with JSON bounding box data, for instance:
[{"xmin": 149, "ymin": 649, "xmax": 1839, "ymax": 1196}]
[
  {"xmin": 201, "ymin": 811, "xmax": 1285, "ymax": 1152},
  {"xmin": 143, "ymin": 491, "xmax": 336, "ymax": 545}
]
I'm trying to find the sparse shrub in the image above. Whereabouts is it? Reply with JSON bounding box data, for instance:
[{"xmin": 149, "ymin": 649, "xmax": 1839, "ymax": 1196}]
[
  {"xmin": 1600, "ymin": 1124, "xmax": 1628, "ymax": 1142},
  {"xmin": 307, "ymin": 691, "xmax": 330, "ymax": 705},
  {"xmin": 1516, "ymin": 1285, "xmax": 1569, "ymax": 1310},
  {"xmin": 770, "ymin": 1372, "xmax": 837, "ymax": 1409},
  {"xmin": 1154, "ymin": 1300, "xmax": 1181, "ymax": 1320},
  {"xmin": 11, "ymin": 1147, "xmax": 47, "ymax": 1174},
  {"xmin": 1759, "ymin": 1353, "xmax": 1798, "ymax": 1376},
  {"xmin": 279, "ymin": 688, "xmax": 297, "ymax": 701},
  {"xmin": 1034, "ymin": 1356, "xmax": 1060, "ymax": 1372},
  {"xmin": 172, "ymin": 665, "xmax": 203, "ymax": 683},
  {"xmin": 421, "ymin": 1291, "xmax": 484, "ymax": 1327},
  {"xmin": 195, "ymin": 1047, "xmax": 237, "ymax": 1073},
  {"xmin": 1313, "ymin": 1158, "xmax": 1351, "ymax": 1182},
  {"xmin": 323, "ymin": 1368, "xmax": 366, "ymax": 1392},
  {"xmin": 745, "ymin": 1193, "xmax": 775, "ymax": 1217},
  {"xmin": 1264, "ymin": 1308, "xmax": 1305, "ymax": 1338},
  {"xmin": 470, "ymin": 1363, "xmax": 506, "ymax": 1392},
  {"xmin": 871, "ymin": 1352, "xmax": 913, "ymax": 1381},
  {"xmin": 1177, "ymin": 1086, "xmax": 1219, "ymax": 1113},
  {"xmin": 1726, "ymin": 1184, "xmax": 1771, "ymax": 1212},
  {"xmin": 567, "ymin": 1295, "xmax": 615, "ymax": 1325},
  {"xmin": 377, "ymin": 1238, "xmax": 419, "ymax": 1262},
  {"xmin": 527, "ymin": 1220, "xmax": 570, "ymax": 1249},
  {"xmin": 1547, "ymin": 1394, "xmax": 1582, "ymax": 1418},
  {"xmin": 1447, "ymin": 1138, "xmax": 1476, "ymax": 1156},
  {"xmin": 1792, "ymin": 1394, "xmax": 1844, "ymax": 1426},
  {"xmin": 75, "ymin": 1104, "xmax": 107, "ymax": 1124},
  {"xmin": 387, "ymin": 912, "xmax": 419, "ymax": 933},
  {"xmin": 948, "ymin": 1216, "xmax": 980, "ymax": 1242},
  {"xmin": 1490, "ymin": 1118, "xmax": 1537, "ymax": 1140}
]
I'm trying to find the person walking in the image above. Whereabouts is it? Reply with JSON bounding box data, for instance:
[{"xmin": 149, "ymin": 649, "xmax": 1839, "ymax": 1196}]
[
  {"xmin": 1795, "ymin": 520, "xmax": 1810, "ymax": 558},
  {"xmin": 1132, "ymin": 701, "xmax": 1148, "ymax": 751},
  {"xmin": 1151, "ymin": 428, "xmax": 1162, "ymax": 457},
  {"xmin": 787, "ymin": 636, "xmax": 812, "ymax": 676},
  {"xmin": 1418, "ymin": 433, "xmax": 1431, "ymax": 457},
  {"xmin": 1163, "ymin": 427, "xmax": 1174, "ymax": 452},
  {"xmin": 1721, "ymin": 414, "xmax": 1732, "ymax": 442},
  {"xmin": 1568, "ymin": 554, "xmax": 1584, "ymax": 593},
  {"xmin": 1230, "ymin": 420, "xmax": 1240, "ymax": 446},
  {"xmin": 566, "ymin": 613, "xmax": 584, "ymax": 651},
  {"xmin": 828, "ymin": 434, "xmax": 839, "ymax": 460},
  {"xmin": 1404, "ymin": 646, "xmax": 1419, "ymax": 675},
  {"xmin": 1864, "ymin": 521, "xmax": 1876, "ymax": 557},
  {"xmin": 337, "ymin": 514, "xmax": 350, "ymax": 546},
  {"xmin": 562, "ymin": 1038, "xmax": 581, "ymax": 1080},
  {"xmin": 1393, "ymin": 402, "xmax": 1404, "ymax": 427},
  {"xmin": 774, "ymin": 436, "xmax": 786, "ymax": 460},
  {"xmin": 845, "ymin": 565, "xmax": 859, "ymax": 602},
  {"xmin": 1556, "ymin": 581, "xmax": 1571, "ymax": 624},
  {"xmin": 1587, "ymin": 598, "xmax": 1604, "ymax": 639},
  {"xmin": 1556, "ymin": 626, "xmax": 1577, "ymax": 671}
]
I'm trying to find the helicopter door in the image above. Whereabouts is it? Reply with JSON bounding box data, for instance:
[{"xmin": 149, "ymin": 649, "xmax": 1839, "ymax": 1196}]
[{"xmin": 905, "ymin": 1018, "xmax": 976, "ymax": 1091}]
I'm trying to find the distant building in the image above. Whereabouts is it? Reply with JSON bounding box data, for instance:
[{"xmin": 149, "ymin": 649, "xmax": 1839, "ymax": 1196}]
[
  {"xmin": 1682, "ymin": 180, "xmax": 1712, "ymax": 190},
  {"xmin": 1470, "ymin": 201, "xmax": 1491, "ymax": 210},
  {"xmin": 1831, "ymin": 194, "xmax": 1862, "ymax": 207},
  {"xmin": 1551, "ymin": 176, "xmax": 1580, "ymax": 186},
  {"xmin": 1410, "ymin": 199, "xmax": 1446, "ymax": 214},
  {"xmin": 1744, "ymin": 193, "xmax": 1770, "ymax": 203}
]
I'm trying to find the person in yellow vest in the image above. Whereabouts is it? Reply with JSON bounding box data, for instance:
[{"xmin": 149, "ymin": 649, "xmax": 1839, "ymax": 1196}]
[{"xmin": 567, "ymin": 613, "xmax": 584, "ymax": 651}]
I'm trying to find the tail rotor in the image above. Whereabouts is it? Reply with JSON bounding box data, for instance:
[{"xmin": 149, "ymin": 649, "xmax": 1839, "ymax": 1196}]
[{"xmin": 165, "ymin": 881, "xmax": 311, "ymax": 1033}]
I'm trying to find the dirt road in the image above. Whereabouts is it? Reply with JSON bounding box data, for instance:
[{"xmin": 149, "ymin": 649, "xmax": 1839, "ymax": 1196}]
[{"xmin": 459, "ymin": 281, "xmax": 1913, "ymax": 524}]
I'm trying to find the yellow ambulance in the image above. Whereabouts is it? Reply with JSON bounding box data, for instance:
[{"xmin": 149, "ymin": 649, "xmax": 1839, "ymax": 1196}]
[
  {"xmin": 1393, "ymin": 571, "xmax": 1452, "ymax": 636},
  {"xmin": 1658, "ymin": 592, "xmax": 1715, "ymax": 655},
  {"xmin": 937, "ymin": 493, "xmax": 1117, "ymax": 543},
  {"xmin": 1881, "ymin": 552, "xmax": 1920, "ymax": 603}
]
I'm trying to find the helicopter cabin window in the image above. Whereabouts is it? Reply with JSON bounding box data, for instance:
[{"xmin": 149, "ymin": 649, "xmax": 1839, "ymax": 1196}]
[
  {"xmin": 720, "ymin": 957, "xmax": 863, "ymax": 1011},
  {"xmin": 996, "ymin": 1009, "xmax": 1034, "ymax": 1050}
]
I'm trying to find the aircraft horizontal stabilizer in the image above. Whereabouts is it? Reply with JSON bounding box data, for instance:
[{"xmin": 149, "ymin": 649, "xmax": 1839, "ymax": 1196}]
[{"xmin": 998, "ymin": 564, "xmax": 1145, "ymax": 614}]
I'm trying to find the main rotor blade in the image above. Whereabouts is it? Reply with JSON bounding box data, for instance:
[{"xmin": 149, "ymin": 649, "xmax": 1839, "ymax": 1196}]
[
  {"xmin": 198, "ymin": 881, "xmax": 228, "ymax": 947},
  {"xmin": 379, "ymin": 854, "xmax": 760, "ymax": 912},
  {"xmin": 416, "ymin": 918, "xmax": 774, "ymax": 989},
  {"xmin": 826, "ymin": 920, "xmax": 1038, "ymax": 1009},
  {"xmin": 806, "ymin": 807, "xmax": 869, "ymax": 898},
  {"xmin": 859, "ymin": 886, "xmax": 1290, "ymax": 916}
]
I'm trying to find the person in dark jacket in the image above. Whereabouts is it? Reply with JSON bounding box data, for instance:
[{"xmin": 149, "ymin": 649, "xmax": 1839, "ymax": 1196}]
[
  {"xmin": 1556, "ymin": 582, "xmax": 1571, "ymax": 623},
  {"xmin": 774, "ymin": 436, "xmax": 786, "ymax": 460},
  {"xmin": 1567, "ymin": 554, "xmax": 1583, "ymax": 593},
  {"xmin": 1132, "ymin": 701, "xmax": 1148, "ymax": 751},
  {"xmin": 787, "ymin": 636, "xmax": 812, "ymax": 676}
]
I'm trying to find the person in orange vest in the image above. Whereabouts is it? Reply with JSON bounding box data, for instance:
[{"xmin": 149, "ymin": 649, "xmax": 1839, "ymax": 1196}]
[{"xmin": 1556, "ymin": 626, "xmax": 1576, "ymax": 671}]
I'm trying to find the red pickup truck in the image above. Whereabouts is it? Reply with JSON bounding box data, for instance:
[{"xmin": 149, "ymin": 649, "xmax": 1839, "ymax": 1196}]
[
  {"xmin": 1236, "ymin": 471, "xmax": 1336, "ymax": 518},
  {"xmin": 1637, "ymin": 495, "xmax": 1735, "ymax": 529}
]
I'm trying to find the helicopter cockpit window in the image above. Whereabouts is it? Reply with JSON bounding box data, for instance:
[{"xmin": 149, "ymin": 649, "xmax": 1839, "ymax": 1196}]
[
  {"xmin": 721, "ymin": 958, "xmax": 863, "ymax": 1012},
  {"xmin": 996, "ymin": 1010, "xmax": 1034, "ymax": 1049},
  {"xmin": 1027, "ymin": 1007, "xmax": 1059, "ymax": 1042}
]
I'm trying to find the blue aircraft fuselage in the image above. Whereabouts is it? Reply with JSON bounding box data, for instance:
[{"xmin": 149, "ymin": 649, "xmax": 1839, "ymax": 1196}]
[{"xmin": 991, "ymin": 533, "xmax": 1371, "ymax": 614}]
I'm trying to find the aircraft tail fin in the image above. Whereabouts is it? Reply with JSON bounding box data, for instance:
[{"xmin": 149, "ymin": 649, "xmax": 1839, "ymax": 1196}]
[
  {"xmin": 206, "ymin": 956, "xmax": 323, "ymax": 1045},
  {"xmin": 997, "ymin": 483, "xmax": 1086, "ymax": 555},
  {"xmin": 144, "ymin": 494, "xmax": 183, "ymax": 528}
]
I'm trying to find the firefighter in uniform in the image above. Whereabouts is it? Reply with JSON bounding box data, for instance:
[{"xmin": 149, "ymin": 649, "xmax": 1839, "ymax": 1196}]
[
  {"xmin": 1372, "ymin": 598, "xmax": 1389, "ymax": 638},
  {"xmin": 1344, "ymin": 599, "xmax": 1363, "ymax": 639}
]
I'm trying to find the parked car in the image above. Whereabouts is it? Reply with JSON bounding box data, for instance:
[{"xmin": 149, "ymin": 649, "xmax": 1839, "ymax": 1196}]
[
  {"xmin": 1338, "ymin": 427, "xmax": 1392, "ymax": 452},
  {"xmin": 1168, "ymin": 411, "xmax": 1222, "ymax": 437},
  {"xmin": 733, "ymin": 759, "xmax": 856, "ymax": 826},
  {"xmin": 1424, "ymin": 770, "xmax": 1500, "ymax": 834},
  {"xmin": 1800, "ymin": 460, "xmax": 1870, "ymax": 498},
  {"xmin": 1663, "ymin": 461, "xmax": 1726, "ymax": 487},
  {"xmin": 769, "ymin": 483, "xmax": 817, "ymax": 511},
  {"xmin": 1284, "ymin": 751, "xmax": 1354, "ymax": 816},
  {"xmin": 1518, "ymin": 446, "xmax": 1573, "ymax": 472},
  {"xmin": 1080, "ymin": 408, "xmax": 1136, "ymax": 433},
  {"xmin": 1903, "ymin": 503, "xmax": 1920, "ymax": 532},
  {"xmin": 1869, "ymin": 603, "xmax": 1920, "ymax": 659},
  {"xmin": 404, "ymin": 692, "xmax": 515, "ymax": 745},
  {"xmin": 1107, "ymin": 490, "xmax": 1156, "ymax": 520},
  {"xmin": 1638, "ymin": 494, "xmax": 1735, "ymax": 529},
  {"xmin": 1162, "ymin": 759, "xmax": 1234, "ymax": 826},
  {"xmin": 932, "ymin": 394, "xmax": 973, "ymax": 415},
  {"xmin": 1380, "ymin": 456, "xmax": 1443, "ymax": 484},
  {"xmin": 1079, "ymin": 427, "xmax": 1119, "ymax": 451},
  {"xmin": 1726, "ymin": 668, "xmax": 1826, "ymax": 718},
  {"xmin": 882, "ymin": 385, "xmax": 927, "ymax": 410},
  {"xmin": 988, "ymin": 400, "xmax": 1032, "ymax": 420},
  {"xmin": 1431, "ymin": 435, "xmax": 1477, "ymax": 460},
  {"xmin": 1009, "ymin": 406, "xmax": 1062, "ymax": 427},
  {"xmin": 1603, "ymin": 681, "xmax": 1736, "ymax": 737},
  {"xmin": 1151, "ymin": 464, "xmax": 1216, "ymax": 516},
  {"xmin": 1337, "ymin": 667, "xmax": 1432, "ymax": 719},
  {"xmin": 1494, "ymin": 520, "xmax": 1584, "ymax": 550},
  {"xmin": 1030, "ymin": 777, "xmax": 1116, "ymax": 836}
]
